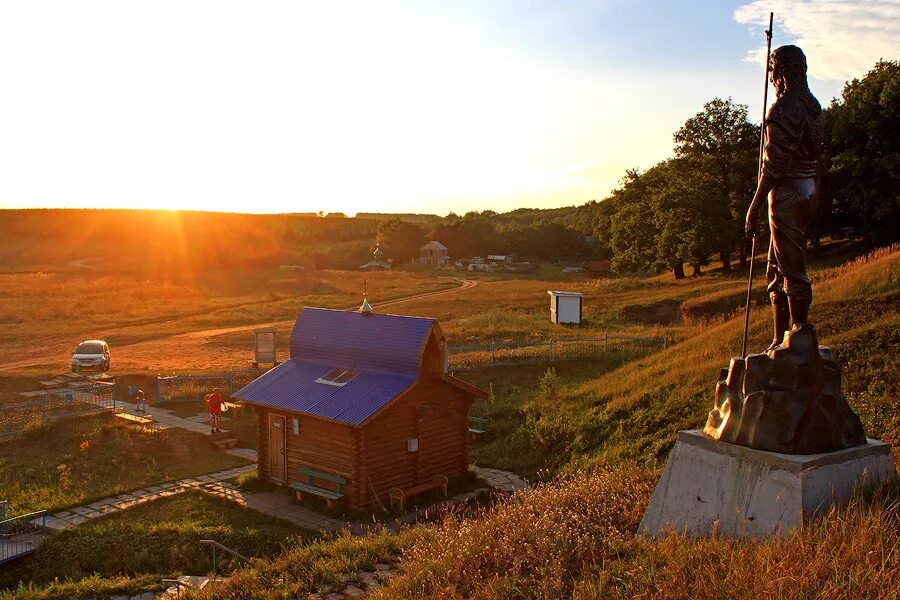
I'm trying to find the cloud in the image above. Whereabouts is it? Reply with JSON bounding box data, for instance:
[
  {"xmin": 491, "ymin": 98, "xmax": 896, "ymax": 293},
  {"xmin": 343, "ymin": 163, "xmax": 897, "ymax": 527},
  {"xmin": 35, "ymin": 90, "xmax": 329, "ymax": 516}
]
[{"xmin": 734, "ymin": 0, "xmax": 900, "ymax": 81}]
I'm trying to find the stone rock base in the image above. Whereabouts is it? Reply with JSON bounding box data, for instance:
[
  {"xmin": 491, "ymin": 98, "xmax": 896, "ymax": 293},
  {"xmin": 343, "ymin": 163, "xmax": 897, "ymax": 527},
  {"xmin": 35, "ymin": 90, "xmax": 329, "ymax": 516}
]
[
  {"xmin": 705, "ymin": 325, "xmax": 866, "ymax": 454},
  {"xmin": 638, "ymin": 430, "xmax": 896, "ymax": 539}
]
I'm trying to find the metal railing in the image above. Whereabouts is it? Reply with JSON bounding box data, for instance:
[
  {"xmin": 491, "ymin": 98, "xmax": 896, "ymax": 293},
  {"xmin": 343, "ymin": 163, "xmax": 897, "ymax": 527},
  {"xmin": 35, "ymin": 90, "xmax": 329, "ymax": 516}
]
[
  {"xmin": 0, "ymin": 510, "xmax": 47, "ymax": 564},
  {"xmin": 447, "ymin": 334, "xmax": 667, "ymax": 371},
  {"xmin": 0, "ymin": 382, "xmax": 117, "ymax": 437},
  {"xmin": 156, "ymin": 369, "xmax": 265, "ymax": 405},
  {"xmin": 200, "ymin": 539, "xmax": 250, "ymax": 575}
]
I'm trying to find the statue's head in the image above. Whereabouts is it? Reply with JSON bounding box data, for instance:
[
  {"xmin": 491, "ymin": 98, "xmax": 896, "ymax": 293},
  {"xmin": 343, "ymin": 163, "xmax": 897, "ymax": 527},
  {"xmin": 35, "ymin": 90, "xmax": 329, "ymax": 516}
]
[{"xmin": 770, "ymin": 45, "xmax": 808, "ymax": 96}]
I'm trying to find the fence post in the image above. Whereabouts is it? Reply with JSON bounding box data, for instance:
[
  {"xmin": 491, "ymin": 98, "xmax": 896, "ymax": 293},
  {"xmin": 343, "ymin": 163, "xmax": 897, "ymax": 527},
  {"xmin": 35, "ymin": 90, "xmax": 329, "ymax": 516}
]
[
  {"xmin": 549, "ymin": 339, "xmax": 554, "ymax": 363},
  {"xmin": 604, "ymin": 333, "xmax": 609, "ymax": 352},
  {"xmin": 41, "ymin": 396, "xmax": 46, "ymax": 424},
  {"xmin": 156, "ymin": 375, "xmax": 161, "ymax": 405},
  {"xmin": 490, "ymin": 343, "xmax": 495, "ymax": 369},
  {"xmin": 112, "ymin": 380, "xmax": 117, "ymax": 411}
]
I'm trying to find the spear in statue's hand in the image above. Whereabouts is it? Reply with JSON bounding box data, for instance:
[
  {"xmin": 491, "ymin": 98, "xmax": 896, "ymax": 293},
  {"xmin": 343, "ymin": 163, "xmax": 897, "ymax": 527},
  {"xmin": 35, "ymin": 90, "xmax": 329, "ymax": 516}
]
[{"xmin": 741, "ymin": 11, "xmax": 774, "ymax": 359}]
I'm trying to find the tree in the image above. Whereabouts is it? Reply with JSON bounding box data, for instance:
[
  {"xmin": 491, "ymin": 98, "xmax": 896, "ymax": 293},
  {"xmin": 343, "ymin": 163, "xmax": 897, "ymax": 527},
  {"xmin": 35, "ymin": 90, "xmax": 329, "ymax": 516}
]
[
  {"xmin": 376, "ymin": 219, "xmax": 425, "ymax": 263},
  {"xmin": 651, "ymin": 159, "xmax": 727, "ymax": 277},
  {"xmin": 824, "ymin": 60, "xmax": 900, "ymax": 246},
  {"xmin": 428, "ymin": 214, "xmax": 496, "ymax": 257},
  {"xmin": 609, "ymin": 170, "xmax": 660, "ymax": 274},
  {"xmin": 673, "ymin": 98, "xmax": 759, "ymax": 269}
]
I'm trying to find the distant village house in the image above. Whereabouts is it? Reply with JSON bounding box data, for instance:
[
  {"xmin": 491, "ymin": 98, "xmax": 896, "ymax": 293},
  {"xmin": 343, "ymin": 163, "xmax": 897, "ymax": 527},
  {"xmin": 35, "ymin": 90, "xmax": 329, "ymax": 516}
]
[{"xmin": 420, "ymin": 241, "xmax": 449, "ymax": 267}]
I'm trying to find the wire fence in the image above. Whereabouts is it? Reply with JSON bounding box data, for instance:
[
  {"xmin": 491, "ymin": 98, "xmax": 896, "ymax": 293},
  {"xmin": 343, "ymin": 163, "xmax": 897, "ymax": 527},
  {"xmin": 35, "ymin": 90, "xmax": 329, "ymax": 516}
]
[
  {"xmin": 0, "ymin": 508, "xmax": 48, "ymax": 564},
  {"xmin": 156, "ymin": 369, "xmax": 266, "ymax": 404},
  {"xmin": 447, "ymin": 334, "xmax": 667, "ymax": 371},
  {"xmin": 0, "ymin": 382, "xmax": 117, "ymax": 438}
]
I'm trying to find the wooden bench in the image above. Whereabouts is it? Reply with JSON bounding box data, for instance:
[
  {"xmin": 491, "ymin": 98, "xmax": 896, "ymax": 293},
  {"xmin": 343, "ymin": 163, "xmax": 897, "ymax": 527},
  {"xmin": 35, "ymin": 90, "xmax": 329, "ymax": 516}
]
[
  {"xmin": 389, "ymin": 474, "xmax": 449, "ymax": 510},
  {"xmin": 289, "ymin": 467, "xmax": 347, "ymax": 508},
  {"xmin": 114, "ymin": 412, "xmax": 156, "ymax": 433},
  {"xmin": 468, "ymin": 416, "xmax": 490, "ymax": 442}
]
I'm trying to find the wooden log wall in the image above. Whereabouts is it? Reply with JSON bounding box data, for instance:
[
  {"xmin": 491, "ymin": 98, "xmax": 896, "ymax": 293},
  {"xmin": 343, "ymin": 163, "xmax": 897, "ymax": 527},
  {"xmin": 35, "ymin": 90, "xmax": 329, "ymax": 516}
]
[
  {"xmin": 255, "ymin": 406, "xmax": 270, "ymax": 479},
  {"xmin": 361, "ymin": 378, "xmax": 472, "ymax": 509},
  {"xmin": 285, "ymin": 413, "xmax": 357, "ymax": 498},
  {"xmin": 256, "ymin": 407, "xmax": 359, "ymax": 503}
]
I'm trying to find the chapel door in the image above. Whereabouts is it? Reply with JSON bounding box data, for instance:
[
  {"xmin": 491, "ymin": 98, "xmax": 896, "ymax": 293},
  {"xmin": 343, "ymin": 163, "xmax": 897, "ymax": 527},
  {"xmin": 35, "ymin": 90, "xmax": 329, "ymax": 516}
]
[{"xmin": 269, "ymin": 414, "xmax": 286, "ymax": 482}]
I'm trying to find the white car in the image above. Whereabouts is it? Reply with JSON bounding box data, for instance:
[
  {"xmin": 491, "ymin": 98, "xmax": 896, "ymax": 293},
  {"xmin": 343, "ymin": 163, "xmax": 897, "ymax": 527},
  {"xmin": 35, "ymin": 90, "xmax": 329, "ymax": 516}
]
[{"xmin": 71, "ymin": 340, "xmax": 110, "ymax": 372}]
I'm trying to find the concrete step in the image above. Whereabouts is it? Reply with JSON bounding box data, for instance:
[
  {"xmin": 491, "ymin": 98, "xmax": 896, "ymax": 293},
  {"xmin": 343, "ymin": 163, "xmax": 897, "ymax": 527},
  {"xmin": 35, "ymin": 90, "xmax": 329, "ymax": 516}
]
[{"xmin": 163, "ymin": 575, "xmax": 226, "ymax": 597}]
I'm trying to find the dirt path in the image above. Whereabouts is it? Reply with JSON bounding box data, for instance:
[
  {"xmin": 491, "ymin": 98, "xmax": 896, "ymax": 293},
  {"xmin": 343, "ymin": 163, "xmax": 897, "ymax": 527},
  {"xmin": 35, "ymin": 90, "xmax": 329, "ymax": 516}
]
[
  {"xmin": 168, "ymin": 277, "xmax": 477, "ymax": 342},
  {"xmin": 1, "ymin": 278, "xmax": 478, "ymax": 373}
]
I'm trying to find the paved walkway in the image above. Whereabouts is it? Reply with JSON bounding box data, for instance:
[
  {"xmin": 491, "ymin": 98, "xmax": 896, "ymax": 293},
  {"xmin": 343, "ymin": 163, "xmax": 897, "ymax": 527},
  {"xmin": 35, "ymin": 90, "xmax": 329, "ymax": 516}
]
[
  {"xmin": 23, "ymin": 452, "xmax": 525, "ymax": 600},
  {"xmin": 472, "ymin": 467, "xmax": 528, "ymax": 492},
  {"xmin": 32, "ymin": 454, "xmax": 527, "ymax": 536},
  {"xmin": 112, "ymin": 400, "xmax": 224, "ymax": 436},
  {"xmin": 35, "ymin": 464, "xmax": 256, "ymax": 531},
  {"xmin": 188, "ymin": 452, "xmax": 526, "ymax": 534}
]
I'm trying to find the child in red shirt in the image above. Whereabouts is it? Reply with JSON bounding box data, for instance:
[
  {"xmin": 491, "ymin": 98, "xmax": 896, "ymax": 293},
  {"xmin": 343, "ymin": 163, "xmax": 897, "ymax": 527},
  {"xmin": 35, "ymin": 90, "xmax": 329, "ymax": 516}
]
[{"xmin": 207, "ymin": 388, "xmax": 224, "ymax": 434}]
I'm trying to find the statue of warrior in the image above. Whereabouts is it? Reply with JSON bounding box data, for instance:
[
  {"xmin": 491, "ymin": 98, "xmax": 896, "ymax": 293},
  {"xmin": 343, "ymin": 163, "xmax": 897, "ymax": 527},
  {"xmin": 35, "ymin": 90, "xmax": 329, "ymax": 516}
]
[{"xmin": 745, "ymin": 45, "xmax": 823, "ymax": 352}]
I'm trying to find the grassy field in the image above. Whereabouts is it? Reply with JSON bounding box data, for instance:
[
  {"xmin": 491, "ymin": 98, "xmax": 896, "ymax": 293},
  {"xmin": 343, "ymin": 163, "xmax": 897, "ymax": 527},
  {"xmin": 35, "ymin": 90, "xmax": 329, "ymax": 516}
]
[
  {"xmin": 3, "ymin": 233, "xmax": 896, "ymax": 599},
  {"xmin": 0, "ymin": 491, "xmax": 306, "ymax": 595},
  {"xmin": 0, "ymin": 413, "xmax": 249, "ymax": 516},
  {"xmin": 0, "ymin": 268, "xmax": 453, "ymax": 375},
  {"xmin": 464, "ymin": 350, "xmax": 656, "ymax": 477},
  {"xmin": 456, "ymin": 246, "xmax": 900, "ymax": 476},
  {"xmin": 174, "ymin": 244, "xmax": 900, "ymax": 600}
]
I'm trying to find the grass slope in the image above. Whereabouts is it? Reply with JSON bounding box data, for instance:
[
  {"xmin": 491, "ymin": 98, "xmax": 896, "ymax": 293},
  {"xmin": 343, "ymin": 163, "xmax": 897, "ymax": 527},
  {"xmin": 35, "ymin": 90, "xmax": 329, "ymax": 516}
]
[
  {"xmin": 0, "ymin": 414, "xmax": 247, "ymax": 516},
  {"xmin": 187, "ymin": 246, "xmax": 899, "ymax": 600},
  {"xmin": 0, "ymin": 491, "xmax": 305, "ymax": 595},
  {"xmin": 372, "ymin": 470, "xmax": 898, "ymax": 600},
  {"xmin": 514, "ymin": 246, "xmax": 900, "ymax": 469}
]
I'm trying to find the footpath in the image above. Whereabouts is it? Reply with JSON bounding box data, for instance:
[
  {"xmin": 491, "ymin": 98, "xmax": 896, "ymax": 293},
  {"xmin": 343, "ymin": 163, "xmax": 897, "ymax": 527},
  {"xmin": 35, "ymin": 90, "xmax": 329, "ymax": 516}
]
[{"xmin": 36, "ymin": 449, "xmax": 526, "ymax": 535}]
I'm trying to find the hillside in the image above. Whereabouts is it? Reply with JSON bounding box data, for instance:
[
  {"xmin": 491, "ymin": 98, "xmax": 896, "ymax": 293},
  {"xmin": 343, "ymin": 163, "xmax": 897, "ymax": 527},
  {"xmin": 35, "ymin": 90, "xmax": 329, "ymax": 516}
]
[
  {"xmin": 179, "ymin": 247, "xmax": 900, "ymax": 600},
  {"xmin": 0, "ymin": 209, "xmax": 382, "ymax": 274},
  {"xmin": 2, "ymin": 246, "xmax": 896, "ymax": 600}
]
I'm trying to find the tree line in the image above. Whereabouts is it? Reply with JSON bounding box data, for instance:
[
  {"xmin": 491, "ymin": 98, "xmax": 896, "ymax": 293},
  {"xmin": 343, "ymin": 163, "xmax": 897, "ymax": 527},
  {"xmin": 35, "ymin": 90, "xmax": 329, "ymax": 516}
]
[
  {"xmin": 591, "ymin": 59, "xmax": 899, "ymax": 278},
  {"xmin": 375, "ymin": 60, "xmax": 899, "ymax": 276}
]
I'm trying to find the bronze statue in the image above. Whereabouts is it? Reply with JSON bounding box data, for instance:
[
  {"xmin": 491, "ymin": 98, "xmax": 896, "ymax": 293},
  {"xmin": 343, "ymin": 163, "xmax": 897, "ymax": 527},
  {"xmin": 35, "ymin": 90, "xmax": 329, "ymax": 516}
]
[
  {"xmin": 745, "ymin": 45, "xmax": 823, "ymax": 352},
  {"xmin": 705, "ymin": 45, "xmax": 866, "ymax": 454}
]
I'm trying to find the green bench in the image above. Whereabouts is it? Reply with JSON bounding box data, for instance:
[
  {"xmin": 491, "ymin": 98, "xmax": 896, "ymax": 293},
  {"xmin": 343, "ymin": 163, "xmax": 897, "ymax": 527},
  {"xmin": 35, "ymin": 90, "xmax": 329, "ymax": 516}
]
[
  {"xmin": 289, "ymin": 467, "xmax": 347, "ymax": 508},
  {"xmin": 468, "ymin": 416, "xmax": 490, "ymax": 442}
]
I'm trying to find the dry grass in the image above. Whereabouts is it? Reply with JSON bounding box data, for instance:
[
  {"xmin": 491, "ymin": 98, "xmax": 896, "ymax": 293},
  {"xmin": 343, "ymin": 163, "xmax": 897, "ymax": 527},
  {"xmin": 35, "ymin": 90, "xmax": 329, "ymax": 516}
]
[
  {"xmin": 507, "ymin": 246, "xmax": 900, "ymax": 468},
  {"xmin": 0, "ymin": 269, "xmax": 449, "ymax": 374},
  {"xmin": 371, "ymin": 468, "xmax": 899, "ymax": 600},
  {"xmin": 376, "ymin": 467, "xmax": 654, "ymax": 599},
  {"xmin": 190, "ymin": 529, "xmax": 418, "ymax": 599}
]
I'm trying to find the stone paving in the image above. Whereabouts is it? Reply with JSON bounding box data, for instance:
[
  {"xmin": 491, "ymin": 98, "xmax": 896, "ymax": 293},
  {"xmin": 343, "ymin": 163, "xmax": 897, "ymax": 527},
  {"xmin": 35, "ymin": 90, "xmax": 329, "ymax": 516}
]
[
  {"xmin": 112, "ymin": 400, "xmax": 219, "ymax": 436},
  {"xmin": 110, "ymin": 593, "xmax": 157, "ymax": 600},
  {"xmin": 33, "ymin": 464, "xmax": 256, "ymax": 532},
  {"xmin": 34, "ymin": 454, "xmax": 527, "ymax": 538},
  {"xmin": 472, "ymin": 466, "xmax": 528, "ymax": 493}
]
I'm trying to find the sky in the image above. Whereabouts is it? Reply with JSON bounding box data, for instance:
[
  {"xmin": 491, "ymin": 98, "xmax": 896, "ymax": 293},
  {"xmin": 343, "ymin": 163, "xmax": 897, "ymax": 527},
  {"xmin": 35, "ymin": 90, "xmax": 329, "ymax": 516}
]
[{"xmin": 0, "ymin": 0, "xmax": 897, "ymax": 216}]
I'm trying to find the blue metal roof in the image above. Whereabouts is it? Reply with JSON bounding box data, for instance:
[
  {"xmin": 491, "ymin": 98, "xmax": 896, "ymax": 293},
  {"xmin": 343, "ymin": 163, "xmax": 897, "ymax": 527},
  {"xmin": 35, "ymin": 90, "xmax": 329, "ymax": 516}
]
[
  {"xmin": 233, "ymin": 359, "xmax": 416, "ymax": 426},
  {"xmin": 290, "ymin": 308, "xmax": 435, "ymax": 377},
  {"xmin": 234, "ymin": 308, "xmax": 437, "ymax": 425}
]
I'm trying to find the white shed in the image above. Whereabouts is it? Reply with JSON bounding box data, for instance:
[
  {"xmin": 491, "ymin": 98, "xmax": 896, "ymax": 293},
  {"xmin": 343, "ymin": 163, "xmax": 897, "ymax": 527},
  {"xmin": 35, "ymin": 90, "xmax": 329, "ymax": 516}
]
[{"xmin": 548, "ymin": 290, "xmax": 583, "ymax": 324}]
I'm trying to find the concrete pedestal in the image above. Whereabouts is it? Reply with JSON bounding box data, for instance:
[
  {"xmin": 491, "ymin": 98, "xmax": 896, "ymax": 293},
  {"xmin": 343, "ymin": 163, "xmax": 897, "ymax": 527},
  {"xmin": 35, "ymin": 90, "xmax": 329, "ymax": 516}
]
[{"xmin": 639, "ymin": 429, "xmax": 896, "ymax": 539}]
